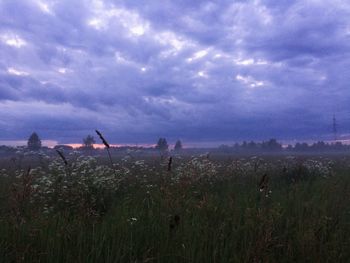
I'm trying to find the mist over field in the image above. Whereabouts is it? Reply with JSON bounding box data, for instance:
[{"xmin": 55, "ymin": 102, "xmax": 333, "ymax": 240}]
[{"xmin": 1, "ymin": 1, "xmax": 350, "ymax": 262}]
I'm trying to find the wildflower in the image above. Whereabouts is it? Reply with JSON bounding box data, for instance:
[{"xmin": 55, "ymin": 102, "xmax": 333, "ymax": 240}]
[{"xmin": 127, "ymin": 217, "xmax": 138, "ymax": 225}]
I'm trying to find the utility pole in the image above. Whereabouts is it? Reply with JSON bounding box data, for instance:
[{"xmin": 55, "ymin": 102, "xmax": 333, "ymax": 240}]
[{"xmin": 332, "ymin": 114, "xmax": 338, "ymax": 142}]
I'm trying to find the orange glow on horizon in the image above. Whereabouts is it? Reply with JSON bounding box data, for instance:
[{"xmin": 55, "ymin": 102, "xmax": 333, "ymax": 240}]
[{"xmin": 65, "ymin": 143, "xmax": 157, "ymax": 149}]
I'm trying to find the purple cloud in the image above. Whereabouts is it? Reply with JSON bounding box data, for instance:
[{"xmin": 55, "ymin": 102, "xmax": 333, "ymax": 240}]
[{"xmin": 1, "ymin": 0, "xmax": 350, "ymax": 145}]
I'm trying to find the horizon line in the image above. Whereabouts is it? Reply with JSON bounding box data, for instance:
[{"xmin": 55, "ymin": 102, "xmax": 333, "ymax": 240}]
[{"xmin": 1, "ymin": 138, "xmax": 350, "ymax": 149}]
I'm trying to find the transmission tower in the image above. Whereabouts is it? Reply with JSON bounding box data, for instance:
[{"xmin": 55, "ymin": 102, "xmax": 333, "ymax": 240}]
[{"xmin": 332, "ymin": 114, "xmax": 338, "ymax": 142}]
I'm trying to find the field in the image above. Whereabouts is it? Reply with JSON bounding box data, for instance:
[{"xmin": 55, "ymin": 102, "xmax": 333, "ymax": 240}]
[{"xmin": 0, "ymin": 152, "xmax": 349, "ymax": 262}]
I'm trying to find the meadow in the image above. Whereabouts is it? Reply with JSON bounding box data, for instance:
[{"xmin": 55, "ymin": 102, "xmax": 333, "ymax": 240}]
[{"xmin": 0, "ymin": 151, "xmax": 349, "ymax": 262}]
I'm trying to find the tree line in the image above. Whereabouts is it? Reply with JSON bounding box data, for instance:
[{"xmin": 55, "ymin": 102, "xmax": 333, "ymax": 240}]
[
  {"xmin": 217, "ymin": 139, "xmax": 350, "ymax": 153},
  {"xmin": 1, "ymin": 133, "xmax": 349, "ymax": 154},
  {"xmin": 15, "ymin": 133, "xmax": 184, "ymax": 152}
]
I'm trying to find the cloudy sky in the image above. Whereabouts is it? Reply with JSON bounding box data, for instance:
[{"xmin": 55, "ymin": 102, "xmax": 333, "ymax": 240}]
[{"xmin": 1, "ymin": 0, "xmax": 350, "ymax": 146}]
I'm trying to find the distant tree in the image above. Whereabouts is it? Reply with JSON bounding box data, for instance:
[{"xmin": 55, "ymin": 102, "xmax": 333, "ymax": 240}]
[
  {"xmin": 334, "ymin": 141, "xmax": 343, "ymax": 151},
  {"xmin": 312, "ymin": 141, "xmax": 326, "ymax": 151},
  {"xmin": 218, "ymin": 144, "xmax": 230, "ymax": 151},
  {"xmin": 82, "ymin": 135, "xmax": 95, "ymax": 149},
  {"xmin": 27, "ymin": 132, "xmax": 42, "ymax": 151},
  {"xmin": 262, "ymin": 139, "xmax": 282, "ymax": 151},
  {"xmin": 0, "ymin": 145, "xmax": 15, "ymax": 156},
  {"xmin": 174, "ymin": 140, "xmax": 183, "ymax": 151},
  {"xmin": 294, "ymin": 142, "xmax": 309, "ymax": 152},
  {"xmin": 155, "ymin": 138, "xmax": 168, "ymax": 151},
  {"xmin": 247, "ymin": 141, "xmax": 257, "ymax": 150},
  {"xmin": 286, "ymin": 144, "xmax": 293, "ymax": 151}
]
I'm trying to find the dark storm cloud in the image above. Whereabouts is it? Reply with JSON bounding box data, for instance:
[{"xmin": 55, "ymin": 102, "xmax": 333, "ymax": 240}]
[{"xmin": 1, "ymin": 0, "xmax": 350, "ymax": 145}]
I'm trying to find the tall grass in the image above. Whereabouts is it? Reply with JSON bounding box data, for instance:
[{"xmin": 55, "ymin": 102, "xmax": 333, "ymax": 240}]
[{"xmin": 0, "ymin": 155, "xmax": 349, "ymax": 262}]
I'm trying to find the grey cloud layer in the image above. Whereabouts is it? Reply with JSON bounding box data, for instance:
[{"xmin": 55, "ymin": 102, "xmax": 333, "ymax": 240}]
[{"xmin": 0, "ymin": 0, "xmax": 350, "ymax": 144}]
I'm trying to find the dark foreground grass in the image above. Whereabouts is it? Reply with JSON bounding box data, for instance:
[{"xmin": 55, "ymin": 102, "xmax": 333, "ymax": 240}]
[{"xmin": 0, "ymin": 167, "xmax": 350, "ymax": 262}]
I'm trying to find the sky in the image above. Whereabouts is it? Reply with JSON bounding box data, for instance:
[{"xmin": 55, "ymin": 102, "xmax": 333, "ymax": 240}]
[{"xmin": 1, "ymin": 0, "xmax": 350, "ymax": 147}]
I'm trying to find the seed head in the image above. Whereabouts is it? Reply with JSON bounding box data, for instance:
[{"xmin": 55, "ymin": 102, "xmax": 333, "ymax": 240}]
[
  {"xmin": 95, "ymin": 130, "xmax": 110, "ymax": 148},
  {"xmin": 258, "ymin": 173, "xmax": 269, "ymax": 191},
  {"xmin": 168, "ymin": 157, "xmax": 173, "ymax": 171}
]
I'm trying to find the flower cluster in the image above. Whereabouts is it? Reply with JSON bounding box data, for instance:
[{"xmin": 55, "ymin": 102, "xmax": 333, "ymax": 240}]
[
  {"xmin": 1, "ymin": 153, "xmax": 338, "ymax": 218},
  {"xmin": 173, "ymin": 156, "xmax": 218, "ymax": 183},
  {"xmin": 30, "ymin": 156, "xmax": 124, "ymax": 217}
]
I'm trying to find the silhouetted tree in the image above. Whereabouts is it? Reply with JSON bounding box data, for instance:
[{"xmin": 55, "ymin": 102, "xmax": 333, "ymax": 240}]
[
  {"xmin": 27, "ymin": 132, "xmax": 41, "ymax": 151},
  {"xmin": 294, "ymin": 142, "xmax": 309, "ymax": 152},
  {"xmin": 247, "ymin": 141, "xmax": 257, "ymax": 151},
  {"xmin": 286, "ymin": 144, "xmax": 293, "ymax": 151},
  {"xmin": 0, "ymin": 145, "xmax": 15, "ymax": 156},
  {"xmin": 262, "ymin": 139, "xmax": 282, "ymax": 151},
  {"xmin": 82, "ymin": 135, "xmax": 95, "ymax": 149},
  {"xmin": 218, "ymin": 144, "xmax": 230, "ymax": 153},
  {"xmin": 155, "ymin": 138, "xmax": 168, "ymax": 151},
  {"xmin": 174, "ymin": 140, "xmax": 182, "ymax": 151}
]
